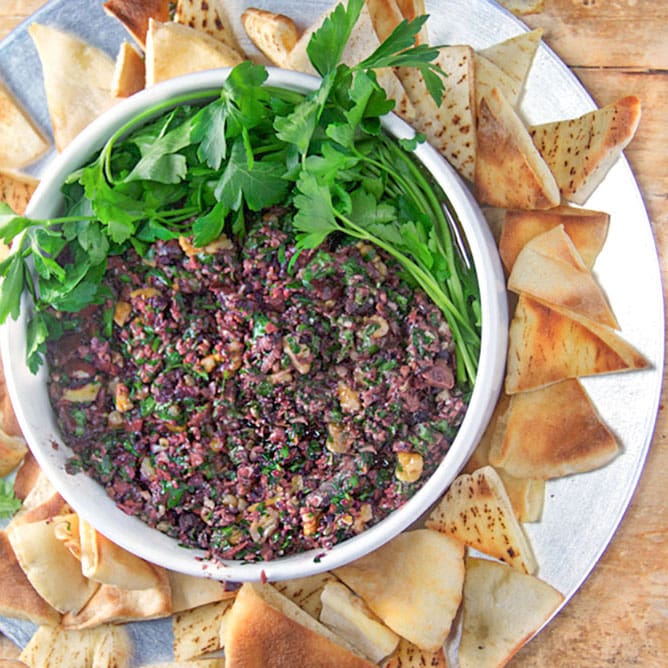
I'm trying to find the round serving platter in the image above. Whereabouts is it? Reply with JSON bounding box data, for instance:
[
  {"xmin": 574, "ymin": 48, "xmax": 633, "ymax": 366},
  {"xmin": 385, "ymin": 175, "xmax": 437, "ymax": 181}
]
[{"xmin": 0, "ymin": 0, "xmax": 663, "ymax": 664}]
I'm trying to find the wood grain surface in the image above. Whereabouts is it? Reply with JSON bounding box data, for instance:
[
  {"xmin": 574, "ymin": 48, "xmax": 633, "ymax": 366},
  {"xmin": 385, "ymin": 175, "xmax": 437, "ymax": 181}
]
[{"xmin": 0, "ymin": 1, "xmax": 666, "ymax": 666}]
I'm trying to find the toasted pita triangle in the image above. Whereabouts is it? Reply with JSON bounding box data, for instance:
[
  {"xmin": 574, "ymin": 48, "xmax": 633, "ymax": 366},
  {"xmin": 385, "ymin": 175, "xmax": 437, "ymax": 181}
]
[
  {"xmin": 224, "ymin": 583, "xmax": 373, "ymax": 668},
  {"xmin": 476, "ymin": 87, "xmax": 559, "ymax": 209},
  {"xmin": 479, "ymin": 29, "xmax": 543, "ymax": 95},
  {"xmin": 273, "ymin": 571, "xmax": 340, "ymax": 620},
  {"xmin": 398, "ymin": 45, "xmax": 477, "ymax": 181},
  {"xmin": 112, "ymin": 41, "xmax": 145, "ymax": 98},
  {"xmin": 497, "ymin": 0, "xmax": 545, "ymax": 15},
  {"xmin": 19, "ymin": 623, "xmax": 132, "ymax": 668},
  {"xmin": 0, "ymin": 169, "xmax": 38, "ymax": 216},
  {"xmin": 0, "ymin": 355, "xmax": 21, "ymax": 438},
  {"xmin": 458, "ymin": 557, "xmax": 563, "ymax": 668},
  {"xmin": 0, "ymin": 423, "xmax": 27, "ymax": 476},
  {"xmin": 6, "ymin": 517, "xmax": 99, "ymax": 614},
  {"xmin": 102, "ymin": 0, "xmax": 170, "ymax": 48},
  {"xmin": 145, "ymin": 19, "xmax": 244, "ymax": 87},
  {"xmin": 508, "ymin": 225, "xmax": 618, "ymax": 328},
  {"xmin": 475, "ymin": 53, "xmax": 521, "ymax": 108},
  {"xmin": 530, "ymin": 95, "xmax": 641, "ymax": 204},
  {"xmin": 427, "ymin": 466, "xmax": 537, "ymax": 574},
  {"xmin": 0, "ymin": 81, "xmax": 49, "ymax": 168},
  {"xmin": 174, "ymin": 0, "xmax": 241, "ymax": 52},
  {"xmin": 241, "ymin": 8, "xmax": 298, "ymax": 68},
  {"xmin": 61, "ymin": 568, "xmax": 172, "ymax": 629},
  {"xmin": 173, "ymin": 599, "xmax": 234, "ymax": 661},
  {"xmin": 334, "ymin": 530, "xmax": 465, "ymax": 651},
  {"xmin": 287, "ymin": 4, "xmax": 415, "ymax": 122},
  {"xmin": 465, "ymin": 394, "xmax": 545, "ymax": 522},
  {"xmin": 383, "ymin": 638, "xmax": 447, "ymax": 668},
  {"xmin": 490, "ymin": 379, "xmax": 620, "ymax": 479},
  {"xmin": 320, "ymin": 581, "xmax": 400, "ymax": 663},
  {"xmin": 498, "ymin": 205, "xmax": 610, "ymax": 272},
  {"xmin": 0, "ymin": 530, "xmax": 61, "ymax": 626},
  {"xmin": 506, "ymin": 294, "xmax": 649, "ymax": 393},
  {"xmin": 28, "ymin": 23, "xmax": 117, "ymax": 151},
  {"xmin": 366, "ymin": 0, "xmax": 429, "ymax": 45},
  {"xmin": 12, "ymin": 451, "xmax": 40, "ymax": 501},
  {"xmin": 168, "ymin": 570, "xmax": 235, "ymax": 613}
]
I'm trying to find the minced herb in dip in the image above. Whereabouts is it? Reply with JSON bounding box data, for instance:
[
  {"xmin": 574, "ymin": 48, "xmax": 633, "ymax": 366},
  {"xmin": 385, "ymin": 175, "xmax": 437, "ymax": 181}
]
[{"xmin": 47, "ymin": 210, "xmax": 467, "ymax": 562}]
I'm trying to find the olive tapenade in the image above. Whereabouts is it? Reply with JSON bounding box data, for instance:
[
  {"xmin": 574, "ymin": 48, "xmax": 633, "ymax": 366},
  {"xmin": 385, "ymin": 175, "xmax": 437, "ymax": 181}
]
[{"xmin": 47, "ymin": 210, "xmax": 467, "ymax": 562}]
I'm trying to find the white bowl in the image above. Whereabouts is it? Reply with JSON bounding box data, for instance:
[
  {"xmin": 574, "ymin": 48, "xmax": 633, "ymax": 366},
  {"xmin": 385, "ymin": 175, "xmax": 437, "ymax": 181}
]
[{"xmin": 1, "ymin": 68, "xmax": 507, "ymax": 581}]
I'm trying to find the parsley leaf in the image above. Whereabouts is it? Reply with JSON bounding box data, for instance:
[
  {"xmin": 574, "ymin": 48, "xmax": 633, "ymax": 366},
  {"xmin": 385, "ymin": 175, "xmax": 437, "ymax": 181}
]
[{"xmin": 0, "ymin": 479, "xmax": 21, "ymax": 519}]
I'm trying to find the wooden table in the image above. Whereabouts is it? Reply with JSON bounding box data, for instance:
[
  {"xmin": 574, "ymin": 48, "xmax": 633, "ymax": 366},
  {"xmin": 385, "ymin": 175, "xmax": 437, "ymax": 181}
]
[{"xmin": 1, "ymin": 1, "xmax": 666, "ymax": 666}]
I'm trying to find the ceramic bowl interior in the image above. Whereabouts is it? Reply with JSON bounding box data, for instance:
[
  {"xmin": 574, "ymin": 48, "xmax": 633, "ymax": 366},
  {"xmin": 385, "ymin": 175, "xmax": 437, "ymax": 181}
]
[{"xmin": 1, "ymin": 68, "xmax": 507, "ymax": 581}]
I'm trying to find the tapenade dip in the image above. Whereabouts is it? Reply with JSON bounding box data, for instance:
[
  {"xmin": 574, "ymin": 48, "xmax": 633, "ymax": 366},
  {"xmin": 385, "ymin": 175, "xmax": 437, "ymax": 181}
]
[{"xmin": 47, "ymin": 210, "xmax": 467, "ymax": 562}]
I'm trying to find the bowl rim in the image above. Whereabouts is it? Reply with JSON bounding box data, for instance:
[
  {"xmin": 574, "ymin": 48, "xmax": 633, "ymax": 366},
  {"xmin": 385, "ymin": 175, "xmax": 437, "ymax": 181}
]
[{"xmin": 1, "ymin": 67, "xmax": 507, "ymax": 581}]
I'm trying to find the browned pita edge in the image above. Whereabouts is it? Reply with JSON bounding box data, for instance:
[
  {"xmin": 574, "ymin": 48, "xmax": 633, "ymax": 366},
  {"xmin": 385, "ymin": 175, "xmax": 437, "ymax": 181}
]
[
  {"xmin": 0, "ymin": 357, "xmax": 22, "ymax": 438},
  {"xmin": 0, "ymin": 632, "xmax": 21, "ymax": 659},
  {"xmin": 240, "ymin": 8, "xmax": 298, "ymax": 67},
  {"xmin": 497, "ymin": 0, "xmax": 545, "ymax": 15},
  {"xmin": 102, "ymin": 0, "xmax": 171, "ymax": 48},
  {"xmin": 464, "ymin": 393, "xmax": 545, "ymax": 522},
  {"xmin": 8, "ymin": 470, "xmax": 69, "ymax": 527},
  {"xmin": 505, "ymin": 294, "xmax": 649, "ymax": 394},
  {"xmin": 426, "ymin": 466, "xmax": 537, "ymax": 574},
  {"xmin": 174, "ymin": 0, "xmax": 243, "ymax": 53},
  {"xmin": 498, "ymin": 205, "xmax": 610, "ymax": 273},
  {"xmin": 529, "ymin": 96, "xmax": 641, "ymax": 204},
  {"xmin": 0, "ymin": 427, "xmax": 27, "ymax": 477},
  {"xmin": 475, "ymin": 87, "xmax": 559, "ymax": 209},
  {"xmin": 489, "ymin": 379, "xmax": 620, "ymax": 479},
  {"xmin": 224, "ymin": 583, "xmax": 374, "ymax": 668},
  {"xmin": 0, "ymin": 530, "xmax": 61, "ymax": 626},
  {"xmin": 61, "ymin": 566, "xmax": 172, "ymax": 629},
  {"xmin": 112, "ymin": 41, "xmax": 145, "ymax": 98},
  {"xmin": 12, "ymin": 452, "xmax": 40, "ymax": 502},
  {"xmin": 507, "ymin": 225, "xmax": 618, "ymax": 329},
  {"xmin": 383, "ymin": 637, "xmax": 447, "ymax": 667},
  {"xmin": 0, "ymin": 169, "xmax": 38, "ymax": 217}
]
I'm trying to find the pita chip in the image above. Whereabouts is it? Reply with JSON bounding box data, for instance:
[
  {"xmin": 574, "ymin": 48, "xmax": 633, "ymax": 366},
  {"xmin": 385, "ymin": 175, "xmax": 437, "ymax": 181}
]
[
  {"xmin": 398, "ymin": 45, "xmax": 477, "ymax": 181},
  {"xmin": 383, "ymin": 638, "xmax": 447, "ymax": 668},
  {"xmin": 490, "ymin": 379, "xmax": 620, "ymax": 479},
  {"xmin": 479, "ymin": 29, "xmax": 543, "ymax": 96},
  {"xmin": 530, "ymin": 95, "xmax": 641, "ymax": 204},
  {"xmin": 11, "ymin": 452, "xmax": 40, "ymax": 501},
  {"xmin": 112, "ymin": 41, "xmax": 145, "ymax": 98},
  {"xmin": 145, "ymin": 19, "xmax": 244, "ymax": 87},
  {"xmin": 319, "ymin": 581, "xmax": 400, "ymax": 663},
  {"xmin": 0, "ymin": 82, "xmax": 49, "ymax": 169},
  {"xmin": 6, "ymin": 517, "xmax": 98, "ymax": 614},
  {"xmin": 102, "ymin": 0, "xmax": 170, "ymax": 48},
  {"xmin": 140, "ymin": 662, "xmax": 224, "ymax": 668},
  {"xmin": 497, "ymin": 0, "xmax": 545, "ymax": 15},
  {"xmin": 498, "ymin": 205, "xmax": 610, "ymax": 272},
  {"xmin": 476, "ymin": 87, "xmax": 559, "ymax": 209},
  {"xmin": 241, "ymin": 8, "xmax": 298, "ymax": 68},
  {"xmin": 273, "ymin": 571, "xmax": 340, "ymax": 620},
  {"xmin": 366, "ymin": 0, "xmax": 429, "ymax": 45},
  {"xmin": 61, "ymin": 570, "xmax": 172, "ymax": 629},
  {"xmin": 334, "ymin": 530, "xmax": 465, "ymax": 651},
  {"xmin": 0, "ymin": 169, "xmax": 38, "ymax": 217},
  {"xmin": 0, "ymin": 632, "xmax": 21, "ymax": 659},
  {"xmin": 458, "ymin": 558, "xmax": 563, "ymax": 668},
  {"xmin": 78, "ymin": 517, "xmax": 165, "ymax": 590},
  {"xmin": 168, "ymin": 570, "xmax": 234, "ymax": 613},
  {"xmin": 28, "ymin": 24, "xmax": 117, "ymax": 151},
  {"xmin": 506, "ymin": 295, "xmax": 649, "ymax": 393},
  {"xmin": 507, "ymin": 225, "xmax": 618, "ymax": 328},
  {"xmin": 0, "ymin": 530, "xmax": 60, "ymax": 626},
  {"xmin": 0, "ymin": 425, "xmax": 27, "ymax": 476},
  {"xmin": 475, "ymin": 53, "xmax": 521, "ymax": 108},
  {"xmin": 465, "ymin": 395, "xmax": 545, "ymax": 522},
  {"xmin": 427, "ymin": 466, "xmax": 537, "ymax": 574},
  {"xmin": 287, "ymin": 3, "xmax": 415, "ymax": 122},
  {"xmin": 174, "ymin": 0, "xmax": 242, "ymax": 52},
  {"xmin": 224, "ymin": 583, "xmax": 374, "ymax": 668},
  {"xmin": 172, "ymin": 599, "xmax": 234, "ymax": 661},
  {"xmin": 19, "ymin": 623, "xmax": 131, "ymax": 668}
]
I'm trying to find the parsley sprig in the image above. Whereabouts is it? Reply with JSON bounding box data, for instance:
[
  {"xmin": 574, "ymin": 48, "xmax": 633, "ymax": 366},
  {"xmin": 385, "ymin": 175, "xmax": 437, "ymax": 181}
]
[
  {"xmin": 0, "ymin": 0, "xmax": 480, "ymax": 386},
  {"xmin": 0, "ymin": 478, "xmax": 21, "ymax": 518}
]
